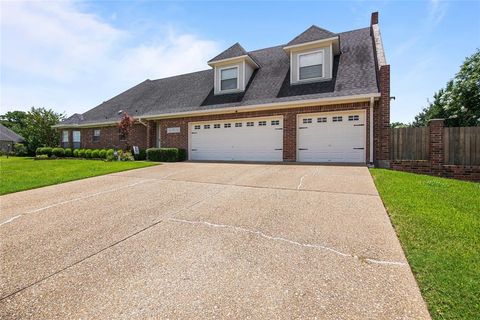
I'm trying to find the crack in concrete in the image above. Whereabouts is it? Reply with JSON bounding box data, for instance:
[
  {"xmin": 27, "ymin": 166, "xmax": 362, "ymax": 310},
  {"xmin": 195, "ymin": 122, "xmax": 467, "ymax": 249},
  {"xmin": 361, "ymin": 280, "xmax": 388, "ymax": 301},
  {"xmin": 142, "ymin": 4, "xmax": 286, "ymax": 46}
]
[{"xmin": 169, "ymin": 217, "xmax": 407, "ymax": 267}]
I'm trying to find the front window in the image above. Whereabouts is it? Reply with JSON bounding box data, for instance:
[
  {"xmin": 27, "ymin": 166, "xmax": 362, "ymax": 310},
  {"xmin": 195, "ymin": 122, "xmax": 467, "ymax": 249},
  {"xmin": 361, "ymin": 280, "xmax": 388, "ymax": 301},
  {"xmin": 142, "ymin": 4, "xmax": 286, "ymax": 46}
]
[
  {"xmin": 299, "ymin": 51, "xmax": 323, "ymax": 80},
  {"xmin": 220, "ymin": 67, "xmax": 238, "ymax": 91},
  {"xmin": 93, "ymin": 129, "xmax": 100, "ymax": 142},
  {"xmin": 62, "ymin": 130, "xmax": 69, "ymax": 148},
  {"xmin": 72, "ymin": 131, "xmax": 81, "ymax": 149}
]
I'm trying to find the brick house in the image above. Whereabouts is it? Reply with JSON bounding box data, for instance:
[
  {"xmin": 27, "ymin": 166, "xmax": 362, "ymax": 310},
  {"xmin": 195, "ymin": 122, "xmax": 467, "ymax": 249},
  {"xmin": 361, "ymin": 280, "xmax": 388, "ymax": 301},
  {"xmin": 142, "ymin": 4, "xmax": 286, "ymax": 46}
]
[{"xmin": 55, "ymin": 12, "xmax": 390, "ymax": 166}]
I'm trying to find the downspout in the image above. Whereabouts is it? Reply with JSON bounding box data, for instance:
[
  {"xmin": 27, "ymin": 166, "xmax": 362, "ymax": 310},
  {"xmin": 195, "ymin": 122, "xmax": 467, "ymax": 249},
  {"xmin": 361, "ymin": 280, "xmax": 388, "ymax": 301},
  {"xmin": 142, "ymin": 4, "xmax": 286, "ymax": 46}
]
[{"xmin": 370, "ymin": 96, "xmax": 374, "ymax": 165}]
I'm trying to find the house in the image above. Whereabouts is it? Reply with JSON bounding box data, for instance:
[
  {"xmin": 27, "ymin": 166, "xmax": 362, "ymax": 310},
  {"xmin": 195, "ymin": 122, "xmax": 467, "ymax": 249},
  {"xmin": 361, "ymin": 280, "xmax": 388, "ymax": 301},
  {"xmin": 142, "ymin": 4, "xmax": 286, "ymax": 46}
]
[
  {"xmin": 0, "ymin": 123, "xmax": 25, "ymax": 153},
  {"xmin": 55, "ymin": 12, "xmax": 390, "ymax": 166}
]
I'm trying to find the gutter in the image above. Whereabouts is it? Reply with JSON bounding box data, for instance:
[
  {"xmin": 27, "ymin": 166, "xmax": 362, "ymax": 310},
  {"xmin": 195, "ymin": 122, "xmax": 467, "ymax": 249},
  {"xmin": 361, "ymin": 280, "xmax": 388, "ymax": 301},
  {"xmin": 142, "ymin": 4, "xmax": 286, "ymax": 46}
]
[{"xmin": 53, "ymin": 93, "xmax": 380, "ymax": 129}]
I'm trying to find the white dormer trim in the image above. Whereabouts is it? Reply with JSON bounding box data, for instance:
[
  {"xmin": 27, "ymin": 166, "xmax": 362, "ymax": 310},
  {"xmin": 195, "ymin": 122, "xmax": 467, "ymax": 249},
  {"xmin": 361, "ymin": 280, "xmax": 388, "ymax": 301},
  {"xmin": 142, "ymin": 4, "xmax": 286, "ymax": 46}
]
[
  {"xmin": 283, "ymin": 36, "xmax": 338, "ymax": 51},
  {"xmin": 208, "ymin": 54, "xmax": 259, "ymax": 68}
]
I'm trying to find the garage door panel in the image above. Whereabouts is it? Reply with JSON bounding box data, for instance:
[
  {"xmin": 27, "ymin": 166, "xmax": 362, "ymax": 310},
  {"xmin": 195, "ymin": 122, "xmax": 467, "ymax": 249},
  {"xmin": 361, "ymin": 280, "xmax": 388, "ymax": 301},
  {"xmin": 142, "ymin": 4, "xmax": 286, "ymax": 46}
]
[
  {"xmin": 298, "ymin": 111, "xmax": 366, "ymax": 163},
  {"xmin": 190, "ymin": 117, "xmax": 283, "ymax": 161}
]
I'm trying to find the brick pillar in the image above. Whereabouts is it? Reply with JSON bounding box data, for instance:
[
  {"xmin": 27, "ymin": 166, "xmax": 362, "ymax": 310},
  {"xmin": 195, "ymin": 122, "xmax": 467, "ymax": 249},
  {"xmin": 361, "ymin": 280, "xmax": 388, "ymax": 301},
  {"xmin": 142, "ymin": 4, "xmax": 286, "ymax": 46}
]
[
  {"xmin": 375, "ymin": 64, "xmax": 390, "ymax": 167},
  {"xmin": 146, "ymin": 120, "xmax": 156, "ymax": 148},
  {"xmin": 429, "ymin": 119, "xmax": 444, "ymax": 173},
  {"xmin": 283, "ymin": 112, "xmax": 296, "ymax": 162}
]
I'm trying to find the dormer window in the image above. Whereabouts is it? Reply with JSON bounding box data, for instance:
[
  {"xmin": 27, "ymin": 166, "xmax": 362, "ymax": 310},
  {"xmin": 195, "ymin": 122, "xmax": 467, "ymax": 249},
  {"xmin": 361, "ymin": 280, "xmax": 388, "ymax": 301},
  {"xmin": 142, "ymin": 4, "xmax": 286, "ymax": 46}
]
[
  {"xmin": 298, "ymin": 50, "xmax": 324, "ymax": 81},
  {"xmin": 208, "ymin": 43, "xmax": 259, "ymax": 95},
  {"xmin": 220, "ymin": 67, "xmax": 239, "ymax": 91},
  {"xmin": 283, "ymin": 25, "xmax": 340, "ymax": 85}
]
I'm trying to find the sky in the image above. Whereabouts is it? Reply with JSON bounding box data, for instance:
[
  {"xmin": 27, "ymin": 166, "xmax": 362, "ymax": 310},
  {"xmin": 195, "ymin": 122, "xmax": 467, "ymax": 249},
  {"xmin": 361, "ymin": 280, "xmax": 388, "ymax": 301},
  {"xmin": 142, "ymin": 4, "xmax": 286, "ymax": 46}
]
[{"xmin": 1, "ymin": 0, "xmax": 479, "ymax": 123}]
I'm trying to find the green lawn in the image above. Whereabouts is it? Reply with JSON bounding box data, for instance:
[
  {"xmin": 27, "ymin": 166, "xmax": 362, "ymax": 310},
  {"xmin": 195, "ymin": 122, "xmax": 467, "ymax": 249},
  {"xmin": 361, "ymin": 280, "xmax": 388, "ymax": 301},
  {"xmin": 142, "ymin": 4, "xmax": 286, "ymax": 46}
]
[
  {"xmin": 370, "ymin": 169, "xmax": 479, "ymax": 320},
  {"xmin": 0, "ymin": 157, "xmax": 158, "ymax": 195}
]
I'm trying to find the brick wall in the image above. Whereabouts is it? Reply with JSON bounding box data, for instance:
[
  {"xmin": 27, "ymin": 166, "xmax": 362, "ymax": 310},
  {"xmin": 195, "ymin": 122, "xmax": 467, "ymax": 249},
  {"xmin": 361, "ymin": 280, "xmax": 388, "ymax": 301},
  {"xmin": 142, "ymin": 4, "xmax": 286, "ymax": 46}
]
[
  {"xmin": 60, "ymin": 123, "xmax": 148, "ymax": 150},
  {"xmin": 389, "ymin": 119, "xmax": 480, "ymax": 182},
  {"xmin": 156, "ymin": 101, "xmax": 372, "ymax": 162}
]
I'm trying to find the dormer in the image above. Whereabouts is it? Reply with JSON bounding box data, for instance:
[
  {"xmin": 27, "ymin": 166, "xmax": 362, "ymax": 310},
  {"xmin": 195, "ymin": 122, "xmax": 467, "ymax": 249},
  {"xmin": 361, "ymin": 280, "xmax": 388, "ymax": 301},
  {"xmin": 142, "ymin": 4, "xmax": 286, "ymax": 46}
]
[
  {"xmin": 283, "ymin": 26, "xmax": 340, "ymax": 85},
  {"xmin": 208, "ymin": 43, "xmax": 259, "ymax": 95}
]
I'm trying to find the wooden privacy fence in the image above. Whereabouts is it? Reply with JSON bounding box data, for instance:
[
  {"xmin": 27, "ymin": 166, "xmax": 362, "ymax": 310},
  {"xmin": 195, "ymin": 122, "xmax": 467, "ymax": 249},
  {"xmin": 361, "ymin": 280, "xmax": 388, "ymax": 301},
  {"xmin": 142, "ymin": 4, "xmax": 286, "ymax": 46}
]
[
  {"xmin": 390, "ymin": 127, "xmax": 429, "ymax": 160},
  {"xmin": 444, "ymin": 127, "xmax": 480, "ymax": 165}
]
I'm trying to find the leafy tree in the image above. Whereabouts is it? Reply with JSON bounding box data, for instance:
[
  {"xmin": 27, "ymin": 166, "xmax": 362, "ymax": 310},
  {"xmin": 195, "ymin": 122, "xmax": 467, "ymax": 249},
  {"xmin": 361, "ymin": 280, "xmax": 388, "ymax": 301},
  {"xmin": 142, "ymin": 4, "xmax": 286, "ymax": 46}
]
[
  {"xmin": 413, "ymin": 49, "xmax": 480, "ymax": 127},
  {"xmin": 0, "ymin": 111, "xmax": 28, "ymax": 136},
  {"xmin": 390, "ymin": 122, "xmax": 410, "ymax": 128},
  {"xmin": 117, "ymin": 111, "xmax": 135, "ymax": 150},
  {"xmin": 21, "ymin": 107, "xmax": 65, "ymax": 154}
]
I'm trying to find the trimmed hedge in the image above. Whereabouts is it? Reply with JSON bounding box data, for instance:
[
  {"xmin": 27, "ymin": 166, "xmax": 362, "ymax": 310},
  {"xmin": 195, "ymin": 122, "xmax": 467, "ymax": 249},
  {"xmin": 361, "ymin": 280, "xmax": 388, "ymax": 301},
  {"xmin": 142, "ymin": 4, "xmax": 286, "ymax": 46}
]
[
  {"xmin": 36, "ymin": 147, "xmax": 53, "ymax": 157},
  {"xmin": 91, "ymin": 149, "xmax": 100, "ymax": 158},
  {"xmin": 85, "ymin": 149, "xmax": 92, "ymax": 158},
  {"xmin": 78, "ymin": 149, "xmax": 86, "ymax": 158},
  {"xmin": 52, "ymin": 148, "xmax": 65, "ymax": 157},
  {"xmin": 73, "ymin": 149, "xmax": 79, "ymax": 157},
  {"xmin": 99, "ymin": 149, "xmax": 107, "ymax": 159},
  {"xmin": 146, "ymin": 148, "xmax": 186, "ymax": 162},
  {"xmin": 133, "ymin": 148, "xmax": 147, "ymax": 161},
  {"xmin": 64, "ymin": 148, "xmax": 73, "ymax": 157}
]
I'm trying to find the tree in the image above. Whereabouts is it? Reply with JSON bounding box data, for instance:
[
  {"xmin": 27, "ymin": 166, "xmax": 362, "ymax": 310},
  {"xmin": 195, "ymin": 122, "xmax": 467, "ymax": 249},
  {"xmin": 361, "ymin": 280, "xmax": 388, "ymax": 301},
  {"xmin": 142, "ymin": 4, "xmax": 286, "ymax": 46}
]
[
  {"xmin": 390, "ymin": 122, "xmax": 410, "ymax": 128},
  {"xmin": 117, "ymin": 111, "xmax": 135, "ymax": 150},
  {"xmin": 21, "ymin": 107, "xmax": 65, "ymax": 154},
  {"xmin": 413, "ymin": 49, "xmax": 480, "ymax": 127},
  {"xmin": 0, "ymin": 111, "xmax": 28, "ymax": 136}
]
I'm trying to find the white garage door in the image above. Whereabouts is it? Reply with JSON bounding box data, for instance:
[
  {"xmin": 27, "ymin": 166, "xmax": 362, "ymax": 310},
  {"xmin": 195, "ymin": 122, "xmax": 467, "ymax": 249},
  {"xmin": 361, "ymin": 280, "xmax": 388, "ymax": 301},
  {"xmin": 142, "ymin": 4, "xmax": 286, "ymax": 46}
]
[
  {"xmin": 297, "ymin": 111, "xmax": 366, "ymax": 163},
  {"xmin": 189, "ymin": 116, "xmax": 283, "ymax": 161}
]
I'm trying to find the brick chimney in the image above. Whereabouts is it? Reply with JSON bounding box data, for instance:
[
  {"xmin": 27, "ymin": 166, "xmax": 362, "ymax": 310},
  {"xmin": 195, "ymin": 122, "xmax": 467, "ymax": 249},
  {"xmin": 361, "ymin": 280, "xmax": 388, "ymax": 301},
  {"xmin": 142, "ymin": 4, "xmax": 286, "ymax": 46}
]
[{"xmin": 371, "ymin": 12, "xmax": 379, "ymax": 25}]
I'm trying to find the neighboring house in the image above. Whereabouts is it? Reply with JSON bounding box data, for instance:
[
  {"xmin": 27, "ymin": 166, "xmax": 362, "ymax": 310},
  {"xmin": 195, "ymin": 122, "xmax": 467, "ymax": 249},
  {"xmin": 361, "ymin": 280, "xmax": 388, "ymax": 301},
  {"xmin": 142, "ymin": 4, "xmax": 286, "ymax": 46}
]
[
  {"xmin": 55, "ymin": 12, "xmax": 390, "ymax": 165},
  {"xmin": 0, "ymin": 124, "xmax": 24, "ymax": 153}
]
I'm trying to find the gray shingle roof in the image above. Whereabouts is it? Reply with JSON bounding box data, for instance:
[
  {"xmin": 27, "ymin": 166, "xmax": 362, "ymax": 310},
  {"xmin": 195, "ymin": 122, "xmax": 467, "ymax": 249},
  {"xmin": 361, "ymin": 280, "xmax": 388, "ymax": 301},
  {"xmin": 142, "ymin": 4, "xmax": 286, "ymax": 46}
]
[
  {"xmin": 0, "ymin": 124, "xmax": 24, "ymax": 142},
  {"xmin": 208, "ymin": 42, "xmax": 248, "ymax": 63},
  {"xmin": 60, "ymin": 27, "xmax": 379, "ymax": 126},
  {"xmin": 286, "ymin": 25, "xmax": 337, "ymax": 46}
]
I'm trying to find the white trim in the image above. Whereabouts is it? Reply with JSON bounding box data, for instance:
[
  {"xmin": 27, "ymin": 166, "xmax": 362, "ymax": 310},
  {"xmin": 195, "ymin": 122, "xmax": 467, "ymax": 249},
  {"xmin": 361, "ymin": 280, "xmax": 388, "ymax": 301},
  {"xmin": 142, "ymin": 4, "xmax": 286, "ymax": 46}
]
[
  {"xmin": 53, "ymin": 93, "xmax": 381, "ymax": 128},
  {"xmin": 219, "ymin": 65, "xmax": 240, "ymax": 92},
  {"xmin": 296, "ymin": 49, "xmax": 325, "ymax": 82},
  {"xmin": 289, "ymin": 50, "xmax": 293, "ymax": 84},
  {"xmin": 242, "ymin": 60, "xmax": 246, "ymax": 89},
  {"xmin": 157, "ymin": 122, "xmax": 161, "ymax": 147},
  {"xmin": 283, "ymin": 36, "xmax": 339, "ymax": 51},
  {"xmin": 370, "ymin": 97, "xmax": 374, "ymax": 163},
  {"xmin": 208, "ymin": 54, "xmax": 259, "ymax": 68},
  {"xmin": 296, "ymin": 109, "xmax": 367, "ymax": 163}
]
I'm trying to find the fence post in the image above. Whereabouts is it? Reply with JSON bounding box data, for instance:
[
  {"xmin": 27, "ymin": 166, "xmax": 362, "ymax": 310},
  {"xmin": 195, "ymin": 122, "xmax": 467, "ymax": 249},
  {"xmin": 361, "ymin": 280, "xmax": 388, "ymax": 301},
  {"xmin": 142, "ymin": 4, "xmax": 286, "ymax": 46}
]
[{"xmin": 429, "ymin": 119, "xmax": 445, "ymax": 173}]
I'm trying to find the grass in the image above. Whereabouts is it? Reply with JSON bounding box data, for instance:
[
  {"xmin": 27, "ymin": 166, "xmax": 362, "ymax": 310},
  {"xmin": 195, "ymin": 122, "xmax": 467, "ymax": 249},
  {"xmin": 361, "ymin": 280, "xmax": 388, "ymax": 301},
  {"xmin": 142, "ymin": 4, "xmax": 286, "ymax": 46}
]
[
  {"xmin": 0, "ymin": 157, "xmax": 158, "ymax": 195},
  {"xmin": 370, "ymin": 169, "xmax": 480, "ymax": 320}
]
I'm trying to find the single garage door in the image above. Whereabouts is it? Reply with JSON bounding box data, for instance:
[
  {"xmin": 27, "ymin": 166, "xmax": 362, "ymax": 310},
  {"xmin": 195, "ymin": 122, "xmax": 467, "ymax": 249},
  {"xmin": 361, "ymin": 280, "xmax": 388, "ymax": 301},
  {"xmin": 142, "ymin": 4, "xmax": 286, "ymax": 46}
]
[
  {"xmin": 189, "ymin": 116, "xmax": 283, "ymax": 161},
  {"xmin": 297, "ymin": 110, "xmax": 366, "ymax": 163}
]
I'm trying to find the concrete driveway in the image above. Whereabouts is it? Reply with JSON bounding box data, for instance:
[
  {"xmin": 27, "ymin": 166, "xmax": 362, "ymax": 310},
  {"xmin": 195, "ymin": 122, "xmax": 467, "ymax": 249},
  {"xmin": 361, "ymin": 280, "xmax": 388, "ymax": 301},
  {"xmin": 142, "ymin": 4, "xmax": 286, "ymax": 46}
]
[{"xmin": 0, "ymin": 162, "xmax": 430, "ymax": 319}]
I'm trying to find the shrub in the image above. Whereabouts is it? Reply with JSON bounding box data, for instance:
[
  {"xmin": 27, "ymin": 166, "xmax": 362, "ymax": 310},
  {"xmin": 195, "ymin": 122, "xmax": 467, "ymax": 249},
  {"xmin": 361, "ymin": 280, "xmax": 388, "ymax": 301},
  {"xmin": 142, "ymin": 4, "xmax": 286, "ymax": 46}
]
[
  {"xmin": 64, "ymin": 148, "xmax": 73, "ymax": 157},
  {"xmin": 52, "ymin": 147, "xmax": 65, "ymax": 157},
  {"xmin": 91, "ymin": 149, "xmax": 100, "ymax": 158},
  {"xmin": 36, "ymin": 147, "xmax": 53, "ymax": 157},
  {"xmin": 34, "ymin": 154, "xmax": 49, "ymax": 160},
  {"xmin": 132, "ymin": 148, "xmax": 147, "ymax": 161},
  {"xmin": 146, "ymin": 148, "xmax": 186, "ymax": 162},
  {"xmin": 85, "ymin": 149, "xmax": 92, "ymax": 158},
  {"xmin": 73, "ymin": 149, "xmax": 79, "ymax": 157},
  {"xmin": 99, "ymin": 149, "xmax": 107, "ymax": 159},
  {"xmin": 14, "ymin": 143, "xmax": 28, "ymax": 156},
  {"xmin": 78, "ymin": 149, "xmax": 86, "ymax": 158},
  {"xmin": 119, "ymin": 151, "xmax": 134, "ymax": 161},
  {"xmin": 106, "ymin": 149, "xmax": 115, "ymax": 161}
]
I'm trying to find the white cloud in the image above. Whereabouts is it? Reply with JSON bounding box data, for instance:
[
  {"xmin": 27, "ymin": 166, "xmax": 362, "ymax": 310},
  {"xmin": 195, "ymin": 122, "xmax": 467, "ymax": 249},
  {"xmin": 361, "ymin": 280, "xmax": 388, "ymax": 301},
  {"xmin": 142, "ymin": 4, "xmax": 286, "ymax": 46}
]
[{"xmin": 0, "ymin": 1, "xmax": 220, "ymax": 114}]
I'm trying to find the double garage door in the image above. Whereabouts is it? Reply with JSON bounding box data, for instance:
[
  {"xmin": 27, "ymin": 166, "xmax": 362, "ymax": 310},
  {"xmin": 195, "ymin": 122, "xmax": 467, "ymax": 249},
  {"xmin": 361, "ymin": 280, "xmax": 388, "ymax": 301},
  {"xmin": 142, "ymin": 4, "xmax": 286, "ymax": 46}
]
[{"xmin": 188, "ymin": 111, "xmax": 365, "ymax": 163}]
